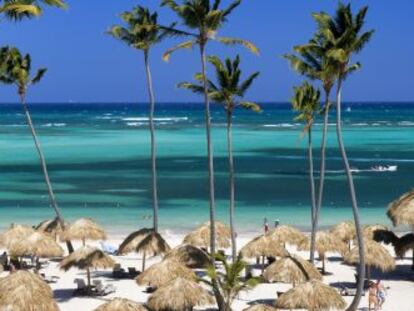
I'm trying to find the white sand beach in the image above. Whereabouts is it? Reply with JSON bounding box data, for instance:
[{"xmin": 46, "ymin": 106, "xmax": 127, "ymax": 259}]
[{"xmin": 2, "ymin": 231, "xmax": 412, "ymax": 311}]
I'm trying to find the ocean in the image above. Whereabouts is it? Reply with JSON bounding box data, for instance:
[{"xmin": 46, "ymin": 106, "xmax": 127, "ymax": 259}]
[{"xmin": 0, "ymin": 102, "xmax": 413, "ymax": 235}]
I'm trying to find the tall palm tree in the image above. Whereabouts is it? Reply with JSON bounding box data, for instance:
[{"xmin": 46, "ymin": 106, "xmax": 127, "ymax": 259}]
[
  {"xmin": 314, "ymin": 3, "xmax": 374, "ymax": 310},
  {"xmin": 291, "ymin": 82, "xmax": 321, "ymax": 259},
  {"xmin": 178, "ymin": 55, "xmax": 260, "ymax": 261},
  {"xmin": 108, "ymin": 6, "xmax": 177, "ymax": 234},
  {"xmin": 0, "ymin": 0, "xmax": 66, "ymax": 20},
  {"xmin": 161, "ymin": 0, "xmax": 258, "ymax": 260},
  {"xmin": 284, "ymin": 34, "xmax": 336, "ymax": 264},
  {"xmin": 0, "ymin": 47, "xmax": 73, "ymax": 252}
]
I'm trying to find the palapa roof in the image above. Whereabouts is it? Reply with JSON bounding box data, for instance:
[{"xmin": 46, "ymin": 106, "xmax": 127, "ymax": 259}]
[
  {"xmin": 363, "ymin": 224, "xmax": 388, "ymax": 240},
  {"xmin": 147, "ymin": 277, "xmax": 213, "ymax": 311},
  {"xmin": 60, "ymin": 246, "xmax": 115, "ymax": 271},
  {"xmin": 387, "ymin": 189, "xmax": 414, "ymax": 226},
  {"xmin": 330, "ymin": 221, "xmax": 356, "ymax": 242},
  {"xmin": 275, "ymin": 280, "xmax": 346, "ymax": 311},
  {"xmin": 268, "ymin": 225, "xmax": 306, "ymax": 246},
  {"xmin": 240, "ymin": 234, "xmax": 288, "ymax": 258},
  {"xmin": 61, "ymin": 218, "xmax": 106, "ymax": 242},
  {"xmin": 0, "ymin": 224, "xmax": 35, "ymax": 250},
  {"xmin": 344, "ymin": 239, "xmax": 395, "ymax": 272},
  {"xmin": 36, "ymin": 218, "xmax": 67, "ymax": 236},
  {"xmin": 94, "ymin": 298, "xmax": 147, "ymax": 311},
  {"xmin": 263, "ymin": 255, "xmax": 322, "ymax": 284},
  {"xmin": 118, "ymin": 228, "xmax": 153, "ymax": 255},
  {"xmin": 10, "ymin": 231, "xmax": 64, "ymax": 258},
  {"xmin": 0, "ymin": 270, "xmax": 59, "ymax": 311},
  {"xmin": 135, "ymin": 231, "xmax": 170, "ymax": 256},
  {"xmin": 183, "ymin": 221, "xmax": 231, "ymax": 249},
  {"xmin": 164, "ymin": 244, "xmax": 210, "ymax": 268},
  {"xmin": 136, "ymin": 258, "xmax": 196, "ymax": 288},
  {"xmin": 299, "ymin": 231, "xmax": 347, "ymax": 256},
  {"xmin": 243, "ymin": 304, "xmax": 278, "ymax": 311}
]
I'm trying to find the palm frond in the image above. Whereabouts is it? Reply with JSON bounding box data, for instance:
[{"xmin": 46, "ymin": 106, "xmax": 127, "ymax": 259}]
[
  {"xmin": 163, "ymin": 40, "xmax": 196, "ymax": 62},
  {"xmin": 216, "ymin": 37, "xmax": 259, "ymax": 55}
]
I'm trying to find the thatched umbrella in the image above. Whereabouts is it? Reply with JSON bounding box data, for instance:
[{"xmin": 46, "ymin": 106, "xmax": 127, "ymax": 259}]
[
  {"xmin": 263, "ymin": 255, "xmax": 322, "ymax": 286},
  {"xmin": 36, "ymin": 218, "xmax": 67, "ymax": 240},
  {"xmin": 268, "ymin": 225, "xmax": 306, "ymax": 247},
  {"xmin": 387, "ymin": 189, "xmax": 414, "ymax": 269},
  {"xmin": 275, "ymin": 280, "xmax": 346, "ymax": 311},
  {"xmin": 164, "ymin": 244, "xmax": 210, "ymax": 268},
  {"xmin": 61, "ymin": 218, "xmax": 106, "ymax": 246},
  {"xmin": 243, "ymin": 304, "xmax": 278, "ymax": 311},
  {"xmin": 240, "ymin": 234, "xmax": 289, "ymax": 274},
  {"xmin": 0, "ymin": 270, "xmax": 59, "ymax": 311},
  {"xmin": 136, "ymin": 258, "xmax": 196, "ymax": 288},
  {"xmin": 344, "ymin": 239, "xmax": 395, "ymax": 281},
  {"xmin": 299, "ymin": 231, "xmax": 347, "ymax": 274},
  {"xmin": 94, "ymin": 298, "xmax": 147, "ymax": 311},
  {"xmin": 330, "ymin": 221, "xmax": 355, "ymax": 250},
  {"xmin": 118, "ymin": 228, "xmax": 153, "ymax": 254},
  {"xmin": 362, "ymin": 224, "xmax": 388, "ymax": 240},
  {"xmin": 1, "ymin": 224, "xmax": 35, "ymax": 249},
  {"xmin": 183, "ymin": 221, "xmax": 231, "ymax": 250},
  {"xmin": 10, "ymin": 232, "xmax": 64, "ymax": 261},
  {"xmin": 135, "ymin": 231, "xmax": 170, "ymax": 271},
  {"xmin": 60, "ymin": 246, "xmax": 115, "ymax": 288},
  {"xmin": 147, "ymin": 277, "xmax": 214, "ymax": 311}
]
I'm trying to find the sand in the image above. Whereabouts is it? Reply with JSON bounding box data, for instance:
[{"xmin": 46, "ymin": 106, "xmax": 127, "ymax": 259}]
[{"xmin": 1, "ymin": 231, "xmax": 413, "ymax": 311}]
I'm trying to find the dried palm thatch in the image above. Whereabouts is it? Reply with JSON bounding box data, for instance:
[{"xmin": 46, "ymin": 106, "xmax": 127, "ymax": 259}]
[
  {"xmin": 136, "ymin": 258, "xmax": 196, "ymax": 288},
  {"xmin": 61, "ymin": 218, "xmax": 106, "ymax": 244},
  {"xmin": 395, "ymin": 233, "xmax": 414, "ymax": 258},
  {"xmin": 10, "ymin": 232, "xmax": 64, "ymax": 258},
  {"xmin": 268, "ymin": 225, "xmax": 306, "ymax": 246},
  {"xmin": 93, "ymin": 298, "xmax": 147, "ymax": 311},
  {"xmin": 243, "ymin": 304, "xmax": 278, "ymax": 311},
  {"xmin": 118, "ymin": 228, "xmax": 153, "ymax": 255},
  {"xmin": 60, "ymin": 246, "xmax": 115, "ymax": 287},
  {"xmin": 164, "ymin": 244, "xmax": 210, "ymax": 268},
  {"xmin": 263, "ymin": 255, "xmax": 322, "ymax": 285},
  {"xmin": 362, "ymin": 224, "xmax": 388, "ymax": 240},
  {"xmin": 0, "ymin": 270, "xmax": 59, "ymax": 311},
  {"xmin": 136, "ymin": 231, "xmax": 171, "ymax": 271},
  {"xmin": 183, "ymin": 221, "xmax": 231, "ymax": 249},
  {"xmin": 36, "ymin": 218, "xmax": 66, "ymax": 237},
  {"xmin": 0, "ymin": 224, "xmax": 35, "ymax": 250},
  {"xmin": 330, "ymin": 221, "xmax": 356, "ymax": 242},
  {"xmin": 345, "ymin": 239, "xmax": 395, "ymax": 280},
  {"xmin": 275, "ymin": 280, "xmax": 346, "ymax": 311},
  {"xmin": 387, "ymin": 189, "xmax": 414, "ymax": 226},
  {"xmin": 147, "ymin": 277, "xmax": 213, "ymax": 311}
]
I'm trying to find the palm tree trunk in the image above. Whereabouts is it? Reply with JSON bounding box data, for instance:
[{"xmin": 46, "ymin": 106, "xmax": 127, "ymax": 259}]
[
  {"xmin": 199, "ymin": 41, "xmax": 216, "ymax": 262},
  {"xmin": 310, "ymin": 91, "xmax": 331, "ymax": 263},
  {"xmin": 226, "ymin": 111, "xmax": 237, "ymax": 262},
  {"xmin": 307, "ymin": 127, "xmax": 317, "ymax": 263},
  {"xmin": 19, "ymin": 94, "xmax": 74, "ymax": 253},
  {"xmin": 335, "ymin": 79, "xmax": 365, "ymax": 311},
  {"xmin": 144, "ymin": 51, "xmax": 159, "ymax": 233}
]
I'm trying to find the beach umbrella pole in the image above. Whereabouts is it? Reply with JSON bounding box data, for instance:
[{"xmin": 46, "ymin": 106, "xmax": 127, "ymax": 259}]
[
  {"xmin": 142, "ymin": 251, "xmax": 146, "ymax": 272},
  {"xmin": 86, "ymin": 267, "xmax": 91, "ymax": 289}
]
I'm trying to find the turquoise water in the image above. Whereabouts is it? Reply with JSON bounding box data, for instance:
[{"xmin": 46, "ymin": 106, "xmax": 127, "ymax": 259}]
[{"xmin": 0, "ymin": 102, "xmax": 413, "ymax": 234}]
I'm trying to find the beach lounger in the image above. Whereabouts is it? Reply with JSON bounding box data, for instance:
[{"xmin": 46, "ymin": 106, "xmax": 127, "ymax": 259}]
[
  {"xmin": 93, "ymin": 282, "xmax": 116, "ymax": 296},
  {"xmin": 339, "ymin": 286, "xmax": 366, "ymax": 297},
  {"xmin": 128, "ymin": 267, "xmax": 140, "ymax": 278},
  {"xmin": 73, "ymin": 278, "xmax": 88, "ymax": 296},
  {"xmin": 40, "ymin": 273, "xmax": 60, "ymax": 284},
  {"xmin": 112, "ymin": 263, "xmax": 128, "ymax": 278}
]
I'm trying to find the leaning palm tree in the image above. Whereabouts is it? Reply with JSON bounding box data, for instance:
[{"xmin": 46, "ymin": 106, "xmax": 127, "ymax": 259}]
[
  {"xmin": 285, "ymin": 34, "xmax": 336, "ymax": 264},
  {"xmin": 178, "ymin": 55, "xmax": 260, "ymax": 261},
  {"xmin": 291, "ymin": 81, "xmax": 321, "ymax": 262},
  {"xmin": 162, "ymin": 0, "xmax": 258, "ymax": 260},
  {"xmin": 0, "ymin": 0, "xmax": 66, "ymax": 20},
  {"xmin": 108, "ymin": 6, "xmax": 177, "ymax": 233},
  {"xmin": 313, "ymin": 3, "xmax": 375, "ymax": 310},
  {"xmin": 0, "ymin": 47, "xmax": 73, "ymax": 253}
]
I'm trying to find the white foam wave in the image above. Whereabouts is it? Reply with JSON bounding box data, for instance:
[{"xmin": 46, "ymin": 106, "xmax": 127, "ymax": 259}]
[
  {"xmin": 122, "ymin": 117, "xmax": 188, "ymax": 122},
  {"xmin": 42, "ymin": 123, "xmax": 66, "ymax": 127}
]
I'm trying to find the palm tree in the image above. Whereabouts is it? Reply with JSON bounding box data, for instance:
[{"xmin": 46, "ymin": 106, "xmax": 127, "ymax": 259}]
[
  {"xmin": 0, "ymin": 0, "xmax": 66, "ymax": 20},
  {"xmin": 314, "ymin": 3, "xmax": 374, "ymax": 310},
  {"xmin": 178, "ymin": 55, "xmax": 260, "ymax": 262},
  {"xmin": 0, "ymin": 47, "xmax": 73, "ymax": 253},
  {"xmin": 108, "ymin": 6, "xmax": 177, "ymax": 234},
  {"xmin": 284, "ymin": 34, "xmax": 336, "ymax": 264},
  {"xmin": 161, "ymin": 0, "xmax": 258, "ymax": 260},
  {"xmin": 291, "ymin": 82, "xmax": 321, "ymax": 261},
  {"xmin": 202, "ymin": 253, "xmax": 258, "ymax": 311}
]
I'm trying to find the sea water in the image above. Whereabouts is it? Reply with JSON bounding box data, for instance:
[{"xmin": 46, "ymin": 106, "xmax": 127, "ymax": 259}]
[{"xmin": 0, "ymin": 102, "xmax": 412, "ymax": 235}]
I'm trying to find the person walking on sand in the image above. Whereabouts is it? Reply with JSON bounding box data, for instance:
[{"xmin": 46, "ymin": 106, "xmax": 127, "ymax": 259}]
[
  {"xmin": 376, "ymin": 280, "xmax": 387, "ymax": 309},
  {"xmin": 368, "ymin": 281, "xmax": 379, "ymax": 311},
  {"xmin": 264, "ymin": 217, "xmax": 269, "ymax": 234}
]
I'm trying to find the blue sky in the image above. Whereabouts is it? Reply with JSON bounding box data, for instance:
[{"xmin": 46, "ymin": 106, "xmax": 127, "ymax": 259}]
[{"xmin": 1, "ymin": 0, "xmax": 413, "ymax": 103}]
